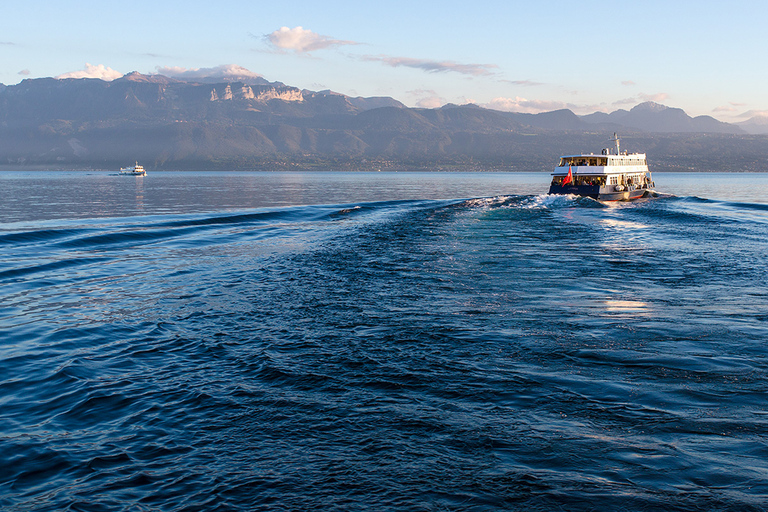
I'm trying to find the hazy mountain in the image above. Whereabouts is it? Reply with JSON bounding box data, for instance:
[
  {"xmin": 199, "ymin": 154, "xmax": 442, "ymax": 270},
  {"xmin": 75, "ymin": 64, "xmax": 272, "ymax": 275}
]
[
  {"xmin": 517, "ymin": 109, "xmax": 584, "ymax": 131},
  {"xmin": 0, "ymin": 72, "xmax": 765, "ymax": 171},
  {"xmin": 737, "ymin": 113, "xmax": 768, "ymax": 134},
  {"xmin": 580, "ymin": 102, "xmax": 741, "ymax": 134},
  {"xmin": 307, "ymin": 89, "xmax": 405, "ymax": 111}
]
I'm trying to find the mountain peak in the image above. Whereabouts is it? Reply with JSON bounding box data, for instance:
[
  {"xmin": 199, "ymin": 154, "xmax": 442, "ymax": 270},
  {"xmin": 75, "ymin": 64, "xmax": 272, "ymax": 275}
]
[
  {"xmin": 630, "ymin": 101, "xmax": 669, "ymax": 113},
  {"xmin": 151, "ymin": 65, "xmax": 272, "ymax": 86},
  {"xmin": 116, "ymin": 71, "xmax": 178, "ymax": 84},
  {"xmin": 440, "ymin": 103, "xmax": 482, "ymax": 110},
  {"xmin": 737, "ymin": 111, "xmax": 768, "ymax": 134}
]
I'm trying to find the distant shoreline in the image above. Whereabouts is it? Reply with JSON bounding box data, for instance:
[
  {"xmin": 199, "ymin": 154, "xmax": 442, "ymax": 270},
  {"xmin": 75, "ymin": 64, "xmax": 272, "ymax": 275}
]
[{"xmin": 1, "ymin": 165, "xmax": 766, "ymax": 174}]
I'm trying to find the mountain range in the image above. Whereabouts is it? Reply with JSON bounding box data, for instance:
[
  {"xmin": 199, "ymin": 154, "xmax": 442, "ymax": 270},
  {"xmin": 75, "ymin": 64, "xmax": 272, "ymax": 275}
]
[{"xmin": 1, "ymin": 72, "xmax": 767, "ymax": 171}]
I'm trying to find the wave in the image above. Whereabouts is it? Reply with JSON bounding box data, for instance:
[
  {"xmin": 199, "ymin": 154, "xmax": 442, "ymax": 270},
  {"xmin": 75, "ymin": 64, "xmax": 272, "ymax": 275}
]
[
  {"xmin": 4, "ymin": 193, "xmax": 766, "ymax": 261},
  {"xmin": 0, "ymin": 256, "xmax": 110, "ymax": 281},
  {"xmin": 0, "ymin": 200, "xmax": 456, "ymax": 290},
  {"xmin": 0, "ymin": 228, "xmax": 89, "ymax": 246},
  {"xmin": 2, "ymin": 189, "xmax": 768, "ymax": 511}
]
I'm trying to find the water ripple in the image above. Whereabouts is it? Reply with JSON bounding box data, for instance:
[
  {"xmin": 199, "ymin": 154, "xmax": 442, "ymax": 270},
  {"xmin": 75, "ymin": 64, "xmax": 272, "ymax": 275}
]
[{"xmin": 1, "ymin": 194, "xmax": 768, "ymax": 510}]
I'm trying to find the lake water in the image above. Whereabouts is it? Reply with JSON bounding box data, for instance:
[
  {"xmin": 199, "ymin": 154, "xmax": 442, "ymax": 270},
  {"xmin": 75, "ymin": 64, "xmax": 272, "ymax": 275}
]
[{"xmin": 1, "ymin": 171, "xmax": 767, "ymax": 511}]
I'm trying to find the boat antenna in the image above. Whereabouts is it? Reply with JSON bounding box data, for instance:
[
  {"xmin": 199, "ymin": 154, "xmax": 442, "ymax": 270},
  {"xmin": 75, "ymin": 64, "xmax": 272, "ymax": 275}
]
[{"xmin": 611, "ymin": 133, "xmax": 620, "ymax": 155}]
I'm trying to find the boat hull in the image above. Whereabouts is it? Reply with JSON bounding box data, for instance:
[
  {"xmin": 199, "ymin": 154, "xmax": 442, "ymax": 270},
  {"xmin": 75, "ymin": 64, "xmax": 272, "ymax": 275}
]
[{"xmin": 548, "ymin": 184, "xmax": 655, "ymax": 201}]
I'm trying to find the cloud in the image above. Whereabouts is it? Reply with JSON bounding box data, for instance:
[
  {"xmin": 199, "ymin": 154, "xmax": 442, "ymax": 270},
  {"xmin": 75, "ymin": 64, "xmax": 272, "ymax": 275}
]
[
  {"xmin": 482, "ymin": 96, "xmax": 608, "ymax": 115},
  {"xmin": 712, "ymin": 101, "xmax": 747, "ymax": 115},
  {"xmin": 621, "ymin": 80, "xmax": 636, "ymax": 86},
  {"xmin": 482, "ymin": 96, "xmax": 570, "ymax": 114},
  {"xmin": 18, "ymin": 69, "xmax": 30, "ymax": 76},
  {"xmin": 416, "ymin": 96, "xmax": 445, "ymax": 109},
  {"xmin": 362, "ymin": 55, "xmax": 497, "ymax": 76},
  {"xmin": 408, "ymin": 89, "xmax": 447, "ymax": 109},
  {"xmin": 56, "ymin": 63, "xmax": 122, "ymax": 80},
  {"xmin": 712, "ymin": 105, "xmax": 738, "ymax": 113},
  {"xmin": 613, "ymin": 97, "xmax": 638, "ymax": 106},
  {"xmin": 613, "ymin": 92, "xmax": 669, "ymax": 107},
  {"xmin": 736, "ymin": 109, "xmax": 768, "ymax": 119},
  {"xmin": 265, "ymin": 26, "xmax": 358, "ymax": 53},
  {"xmin": 156, "ymin": 64, "xmax": 262, "ymax": 81},
  {"xmin": 501, "ymin": 79, "xmax": 544, "ymax": 87},
  {"xmin": 638, "ymin": 92, "xmax": 668, "ymax": 103}
]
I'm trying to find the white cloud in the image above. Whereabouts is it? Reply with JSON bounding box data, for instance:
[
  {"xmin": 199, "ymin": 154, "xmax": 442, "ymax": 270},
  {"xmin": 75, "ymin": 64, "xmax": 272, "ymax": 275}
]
[
  {"xmin": 265, "ymin": 26, "xmax": 358, "ymax": 53},
  {"xmin": 613, "ymin": 97, "xmax": 638, "ymax": 106},
  {"xmin": 612, "ymin": 92, "xmax": 669, "ymax": 107},
  {"xmin": 638, "ymin": 92, "xmax": 669, "ymax": 103},
  {"xmin": 417, "ymin": 97, "xmax": 444, "ymax": 108},
  {"xmin": 483, "ymin": 96, "xmax": 569, "ymax": 114},
  {"xmin": 501, "ymin": 79, "xmax": 544, "ymax": 87},
  {"xmin": 482, "ymin": 96, "xmax": 609, "ymax": 115},
  {"xmin": 155, "ymin": 64, "xmax": 262, "ymax": 81},
  {"xmin": 363, "ymin": 55, "xmax": 497, "ymax": 76},
  {"xmin": 56, "ymin": 63, "xmax": 122, "ymax": 81},
  {"xmin": 621, "ymin": 80, "xmax": 636, "ymax": 86},
  {"xmin": 736, "ymin": 109, "xmax": 768, "ymax": 119},
  {"xmin": 408, "ymin": 89, "xmax": 446, "ymax": 109}
]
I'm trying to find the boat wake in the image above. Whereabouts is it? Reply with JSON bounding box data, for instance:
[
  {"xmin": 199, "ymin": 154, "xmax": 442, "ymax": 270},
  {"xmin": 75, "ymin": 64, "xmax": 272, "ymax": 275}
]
[{"xmin": 463, "ymin": 193, "xmax": 604, "ymax": 211}]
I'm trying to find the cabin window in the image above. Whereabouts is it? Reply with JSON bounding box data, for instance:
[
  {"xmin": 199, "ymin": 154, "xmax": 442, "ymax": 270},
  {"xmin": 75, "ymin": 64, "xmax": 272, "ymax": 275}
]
[
  {"xmin": 574, "ymin": 176, "xmax": 604, "ymax": 186},
  {"xmin": 559, "ymin": 156, "xmax": 610, "ymax": 167}
]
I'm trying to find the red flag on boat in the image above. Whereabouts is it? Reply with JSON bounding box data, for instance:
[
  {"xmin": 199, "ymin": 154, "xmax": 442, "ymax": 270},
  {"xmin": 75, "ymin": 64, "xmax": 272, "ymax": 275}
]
[{"xmin": 563, "ymin": 165, "xmax": 573, "ymax": 185}]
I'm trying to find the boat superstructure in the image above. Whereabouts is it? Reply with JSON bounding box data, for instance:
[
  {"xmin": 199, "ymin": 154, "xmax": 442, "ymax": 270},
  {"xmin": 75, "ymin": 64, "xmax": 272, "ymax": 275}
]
[
  {"xmin": 119, "ymin": 162, "xmax": 146, "ymax": 176},
  {"xmin": 548, "ymin": 134, "xmax": 655, "ymax": 201}
]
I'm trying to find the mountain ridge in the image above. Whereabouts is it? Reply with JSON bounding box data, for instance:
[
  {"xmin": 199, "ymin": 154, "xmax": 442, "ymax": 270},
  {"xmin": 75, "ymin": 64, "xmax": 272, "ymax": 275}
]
[{"xmin": 1, "ymin": 72, "xmax": 767, "ymax": 170}]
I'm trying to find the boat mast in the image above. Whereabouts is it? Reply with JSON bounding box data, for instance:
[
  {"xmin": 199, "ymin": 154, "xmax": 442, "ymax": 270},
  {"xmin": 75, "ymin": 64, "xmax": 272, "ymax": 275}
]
[{"xmin": 611, "ymin": 133, "xmax": 620, "ymax": 155}]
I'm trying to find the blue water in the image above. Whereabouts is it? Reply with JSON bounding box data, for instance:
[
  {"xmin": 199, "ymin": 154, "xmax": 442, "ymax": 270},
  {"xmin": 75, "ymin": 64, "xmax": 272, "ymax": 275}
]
[{"xmin": 2, "ymin": 171, "xmax": 768, "ymax": 511}]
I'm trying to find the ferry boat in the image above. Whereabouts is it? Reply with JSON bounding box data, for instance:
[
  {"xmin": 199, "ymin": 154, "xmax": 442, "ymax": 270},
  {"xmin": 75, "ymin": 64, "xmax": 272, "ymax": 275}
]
[
  {"xmin": 548, "ymin": 134, "xmax": 655, "ymax": 201},
  {"xmin": 119, "ymin": 162, "xmax": 147, "ymax": 176}
]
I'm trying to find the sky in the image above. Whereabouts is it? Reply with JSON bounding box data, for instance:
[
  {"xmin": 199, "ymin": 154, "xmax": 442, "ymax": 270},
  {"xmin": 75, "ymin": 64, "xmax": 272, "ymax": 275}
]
[{"xmin": 2, "ymin": 0, "xmax": 767, "ymax": 123}]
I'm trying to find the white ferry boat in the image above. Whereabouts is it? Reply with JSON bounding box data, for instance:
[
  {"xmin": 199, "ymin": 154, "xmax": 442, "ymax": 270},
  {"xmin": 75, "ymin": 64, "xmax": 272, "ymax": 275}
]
[
  {"xmin": 119, "ymin": 162, "xmax": 147, "ymax": 176},
  {"xmin": 548, "ymin": 134, "xmax": 655, "ymax": 201}
]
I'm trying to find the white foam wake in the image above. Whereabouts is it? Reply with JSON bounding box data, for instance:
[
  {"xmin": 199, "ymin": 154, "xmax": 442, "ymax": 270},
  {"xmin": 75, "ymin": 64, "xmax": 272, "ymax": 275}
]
[{"xmin": 519, "ymin": 193, "xmax": 577, "ymax": 209}]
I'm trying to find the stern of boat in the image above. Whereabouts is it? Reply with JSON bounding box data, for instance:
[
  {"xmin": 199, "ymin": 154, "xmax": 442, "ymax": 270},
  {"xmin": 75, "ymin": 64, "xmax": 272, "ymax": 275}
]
[{"xmin": 548, "ymin": 184, "xmax": 600, "ymax": 199}]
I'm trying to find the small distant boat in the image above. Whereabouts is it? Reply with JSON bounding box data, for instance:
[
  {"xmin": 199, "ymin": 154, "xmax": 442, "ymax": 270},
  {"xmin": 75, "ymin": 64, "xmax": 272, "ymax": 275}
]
[
  {"xmin": 119, "ymin": 162, "xmax": 147, "ymax": 176},
  {"xmin": 548, "ymin": 134, "xmax": 656, "ymax": 201}
]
